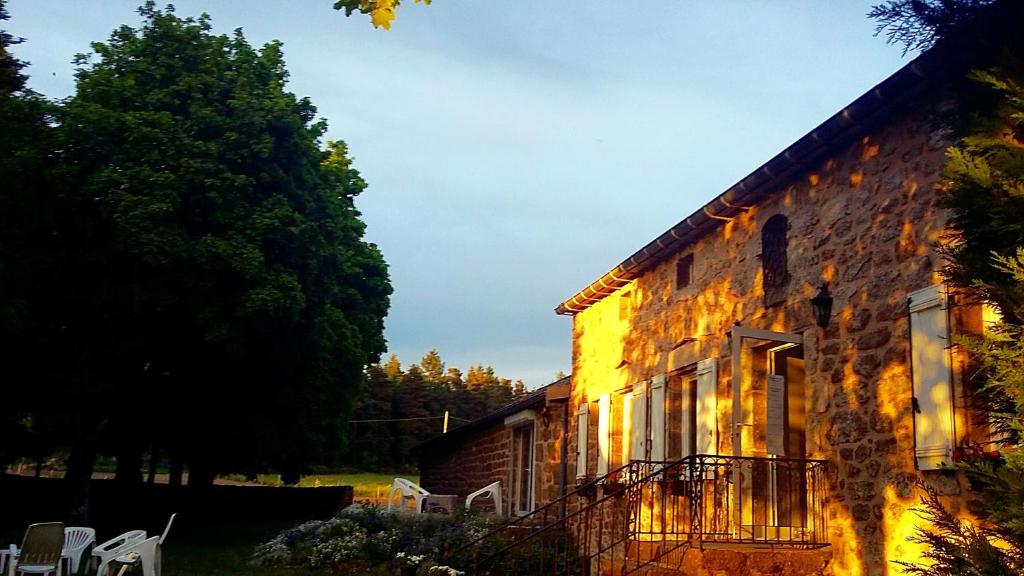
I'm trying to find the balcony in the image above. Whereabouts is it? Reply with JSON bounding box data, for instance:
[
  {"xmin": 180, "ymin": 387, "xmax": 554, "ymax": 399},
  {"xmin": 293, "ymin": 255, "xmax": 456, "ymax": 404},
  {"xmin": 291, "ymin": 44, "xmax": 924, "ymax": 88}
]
[
  {"xmin": 452, "ymin": 454, "xmax": 829, "ymax": 576},
  {"xmin": 628, "ymin": 454, "xmax": 829, "ymax": 548}
]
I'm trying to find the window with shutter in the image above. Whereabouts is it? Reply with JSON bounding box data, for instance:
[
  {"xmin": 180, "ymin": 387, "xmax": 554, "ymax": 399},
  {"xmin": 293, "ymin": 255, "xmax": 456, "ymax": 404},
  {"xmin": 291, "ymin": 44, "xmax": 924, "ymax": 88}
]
[
  {"xmin": 650, "ymin": 375, "xmax": 666, "ymax": 462},
  {"xmin": 576, "ymin": 402, "xmax": 590, "ymax": 480},
  {"xmin": 596, "ymin": 393, "xmax": 627, "ymax": 476},
  {"xmin": 610, "ymin": 394, "xmax": 624, "ymax": 471},
  {"xmin": 510, "ymin": 424, "xmax": 534, "ymax": 515},
  {"xmin": 909, "ymin": 285, "xmax": 955, "ymax": 470},
  {"xmin": 666, "ymin": 374, "xmax": 688, "ymax": 461},
  {"xmin": 630, "ymin": 382, "xmax": 648, "ymax": 461},
  {"xmin": 597, "ymin": 394, "xmax": 611, "ymax": 475},
  {"xmin": 695, "ymin": 358, "xmax": 718, "ymax": 456},
  {"xmin": 622, "ymin": 391, "xmax": 633, "ymax": 463}
]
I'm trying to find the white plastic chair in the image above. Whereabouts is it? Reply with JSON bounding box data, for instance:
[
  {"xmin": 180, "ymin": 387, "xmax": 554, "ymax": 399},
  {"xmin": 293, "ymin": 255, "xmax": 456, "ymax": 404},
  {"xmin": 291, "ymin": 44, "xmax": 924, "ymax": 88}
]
[
  {"xmin": 91, "ymin": 531, "xmax": 146, "ymax": 576},
  {"xmin": 386, "ymin": 478, "xmax": 430, "ymax": 514},
  {"xmin": 108, "ymin": 514, "xmax": 175, "ymax": 576},
  {"xmin": 7, "ymin": 522, "xmax": 64, "ymax": 576},
  {"xmin": 61, "ymin": 528, "xmax": 95, "ymax": 576},
  {"xmin": 465, "ymin": 481, "xmax": 502, "ymax": 516}
]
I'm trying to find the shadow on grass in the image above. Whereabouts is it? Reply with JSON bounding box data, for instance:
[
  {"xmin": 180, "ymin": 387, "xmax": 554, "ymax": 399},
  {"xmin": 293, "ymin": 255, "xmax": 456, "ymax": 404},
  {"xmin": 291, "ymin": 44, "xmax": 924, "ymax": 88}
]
[
  {"xmin": 6, "ymin": 521, "xmax": 317, "ymax": 576},
  {"xmin": 160, "ymin": 519, "xmax": 319, "ymax": 576}
]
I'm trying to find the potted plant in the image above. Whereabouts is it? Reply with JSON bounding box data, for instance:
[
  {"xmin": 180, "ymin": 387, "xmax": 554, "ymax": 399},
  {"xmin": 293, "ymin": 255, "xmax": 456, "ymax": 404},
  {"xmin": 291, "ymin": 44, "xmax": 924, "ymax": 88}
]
[{"xmin": 603, "ymin": 471, "xmax": 626, "ymax": 495}]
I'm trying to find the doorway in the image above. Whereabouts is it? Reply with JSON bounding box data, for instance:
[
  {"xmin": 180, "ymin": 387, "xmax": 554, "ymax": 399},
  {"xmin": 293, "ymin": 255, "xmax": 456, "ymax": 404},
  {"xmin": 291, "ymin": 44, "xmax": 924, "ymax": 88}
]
[{"xmin": 730, "ymin": 327, "xmax": 808, "ymax": 540}]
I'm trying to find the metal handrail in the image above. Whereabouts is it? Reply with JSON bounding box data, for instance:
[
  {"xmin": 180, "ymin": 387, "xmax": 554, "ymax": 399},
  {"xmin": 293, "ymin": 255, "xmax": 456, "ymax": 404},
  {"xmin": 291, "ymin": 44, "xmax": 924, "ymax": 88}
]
[
  {"xmin": 451, "ymin": 454, "xmax": 830, "ymax": 575},
  {"xmin": 451, "ymin": 460, "xmax": 634, "ymax": 556}
]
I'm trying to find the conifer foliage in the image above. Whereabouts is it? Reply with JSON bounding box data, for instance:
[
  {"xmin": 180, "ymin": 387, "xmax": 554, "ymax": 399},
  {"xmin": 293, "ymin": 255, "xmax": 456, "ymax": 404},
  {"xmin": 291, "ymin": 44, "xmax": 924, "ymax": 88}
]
[
  {"xmin": 872, "ymin": 0, "xmax": 1024, "ymax": 573},
  {"xmin": 347, "ymin": 350, "xmax": 527, "ymax": 470}
]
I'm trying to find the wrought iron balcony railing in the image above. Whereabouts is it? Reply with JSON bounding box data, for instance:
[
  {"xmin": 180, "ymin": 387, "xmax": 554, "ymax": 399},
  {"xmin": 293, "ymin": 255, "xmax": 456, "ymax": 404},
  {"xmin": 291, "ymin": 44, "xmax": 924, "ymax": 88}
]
[{"xmin": 447, "ymin": 454, "xmax": 829, "ymax": 576}]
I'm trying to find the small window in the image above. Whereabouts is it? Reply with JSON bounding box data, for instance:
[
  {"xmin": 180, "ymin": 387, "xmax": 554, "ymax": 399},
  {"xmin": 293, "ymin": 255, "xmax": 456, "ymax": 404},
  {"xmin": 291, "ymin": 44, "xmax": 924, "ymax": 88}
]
[
  {"xmin": 762, "ymin": 215, "xmax": 790, "ymax": 306},
  {"xmin": 619, "ymin": 291, "xmax": 632, "ymax": 320},
  {"xmin": 666, "ymin": 372, "xmax": 697, "ymax": 460},
  {"xmin": 676, "ymin": 254, "xmax": 694, "ymax": 289},
  {"xmin": 665, "ymin": 359, "xmax": 717, "ymax": 462},
  {"xmin": 510, "ymin": 425, "xmax": 534, "ymax": 514},
  {"xmin": 596, "ymin": 394, "xmax": 626, "ymax": 475}
]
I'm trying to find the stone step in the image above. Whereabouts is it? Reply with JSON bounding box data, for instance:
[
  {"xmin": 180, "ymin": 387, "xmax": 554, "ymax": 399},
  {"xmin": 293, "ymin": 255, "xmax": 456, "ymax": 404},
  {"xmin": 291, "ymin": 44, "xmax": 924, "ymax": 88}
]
[
  {"xmin": 626, "ymin": 539, "xmax": 692, "ymax": 566},
  {"xmin": 598, "ymin": 556, "xmax": 689, "ymax": 576}
]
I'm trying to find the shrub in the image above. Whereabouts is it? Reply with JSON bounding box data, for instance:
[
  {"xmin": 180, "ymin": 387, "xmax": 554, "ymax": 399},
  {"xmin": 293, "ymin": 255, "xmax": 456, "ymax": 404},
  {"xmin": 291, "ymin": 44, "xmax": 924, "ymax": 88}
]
[{"xmin": 251, "ymin": 504, "xmax": 503, "ymax": 574}]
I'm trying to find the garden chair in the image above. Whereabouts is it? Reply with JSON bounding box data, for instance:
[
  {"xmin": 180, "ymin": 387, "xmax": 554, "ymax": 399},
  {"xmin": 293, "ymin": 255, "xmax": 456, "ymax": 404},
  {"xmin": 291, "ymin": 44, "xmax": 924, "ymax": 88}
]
[
  {"xmin": 465, "ymin": 481, "xmax": 502, "ymax": 516},
  {"xmin": 106, "ymin": 514, "xmax": 175, "ymax": 576},
  {"xmin": 91, "ymin": 531, "xmax": 145, "ymax": 576},
  {"xmin": 386, "ymin": 478, "xmax": 430, "ymax": 514},
  {"xmin": 61, "ymin": 528, "xmax": 95, "ymax": 576},
  {"xmin": 7, "ymin": 522, "xmax": 64, "ymax": 576}
]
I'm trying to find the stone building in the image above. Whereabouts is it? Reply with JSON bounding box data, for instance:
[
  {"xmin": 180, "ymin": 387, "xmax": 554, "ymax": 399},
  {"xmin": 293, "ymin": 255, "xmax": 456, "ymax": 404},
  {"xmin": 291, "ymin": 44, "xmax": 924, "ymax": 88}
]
[
  {"xmin": 556, "ymin": 47, "xmax": 992, "ymax": 576},
  {"xmin": 422, "ymin": 49, "xmax": 991, "ymax": 576},
  {"xmin": 417, "ymin": 376, "xmax": 570, "ymax": 517}
]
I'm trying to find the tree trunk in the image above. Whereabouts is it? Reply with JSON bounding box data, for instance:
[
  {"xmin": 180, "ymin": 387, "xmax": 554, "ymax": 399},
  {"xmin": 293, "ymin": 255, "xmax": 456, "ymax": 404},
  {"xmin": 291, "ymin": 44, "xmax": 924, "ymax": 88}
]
[
  {"xmin": 187, "ymin": 459, "xmax": 216, "ymax": 488},
  {"xmin": 114, "ymin": 444, "xmax": 144, "ymax": 484},
  {"xmin": 65, "ymin": 434, "xmax": 98, "ymax": 524},
  {"xmin": 168, "ymin": 450, "xmax": 183, "ymax": 488},
  {"xmin": 147, "ymin": 446, "xmax": 159, "ymax": 484}
]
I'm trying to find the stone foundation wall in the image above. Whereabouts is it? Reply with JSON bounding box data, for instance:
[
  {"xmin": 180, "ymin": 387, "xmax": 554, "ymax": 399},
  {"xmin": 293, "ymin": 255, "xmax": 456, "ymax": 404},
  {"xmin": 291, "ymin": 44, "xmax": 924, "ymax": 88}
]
[
  {"xmin": 569, "ymin": 105, "xmax": 973, "ymax": 576},
  {"xmin": 678, "ymin": 548, "xmax": 833, "ymax": 576}
]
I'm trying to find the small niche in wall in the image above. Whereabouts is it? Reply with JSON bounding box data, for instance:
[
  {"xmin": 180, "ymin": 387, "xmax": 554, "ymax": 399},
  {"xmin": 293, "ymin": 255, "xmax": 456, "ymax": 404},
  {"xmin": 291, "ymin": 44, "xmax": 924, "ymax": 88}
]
[
  {"xmin": 676, "ymin": 254, "xmax": 694, "ymax": 290},
  {"xmin": 761, "ymin": 214, "xmax": 790, "ymax": 307}
]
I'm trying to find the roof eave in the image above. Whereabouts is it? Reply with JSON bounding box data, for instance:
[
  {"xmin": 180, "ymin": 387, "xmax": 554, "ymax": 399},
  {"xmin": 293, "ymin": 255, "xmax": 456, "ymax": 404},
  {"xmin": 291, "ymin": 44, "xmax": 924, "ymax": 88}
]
[{"xmin": 555, "ymin": 52, "xmax": 940, "ymax": 316}]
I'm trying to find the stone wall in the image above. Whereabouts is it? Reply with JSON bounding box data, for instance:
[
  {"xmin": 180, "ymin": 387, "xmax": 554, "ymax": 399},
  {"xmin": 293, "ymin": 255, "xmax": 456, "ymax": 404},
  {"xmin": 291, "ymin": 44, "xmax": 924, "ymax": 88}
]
[
  {"xmin": 535, "ymin": 403, "xmax": 569, "ymax": 506},
  {"xmin": 419, "ymin": 423, "xmax": 511, "ymax": 513},
  {"xmin": 569, "ymin": 104, "xmax": 975, "ymax": 576},
  {"xmin": 419, "ymin": 404, "xmax": 567, "ymax": 516}
]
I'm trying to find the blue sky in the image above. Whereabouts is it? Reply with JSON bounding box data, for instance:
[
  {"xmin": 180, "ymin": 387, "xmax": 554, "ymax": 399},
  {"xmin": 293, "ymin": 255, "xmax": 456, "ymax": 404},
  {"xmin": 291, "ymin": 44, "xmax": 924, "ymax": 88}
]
[{"xmin": 7, "ymin": 1, "xmax": 916, "ymax": 388}]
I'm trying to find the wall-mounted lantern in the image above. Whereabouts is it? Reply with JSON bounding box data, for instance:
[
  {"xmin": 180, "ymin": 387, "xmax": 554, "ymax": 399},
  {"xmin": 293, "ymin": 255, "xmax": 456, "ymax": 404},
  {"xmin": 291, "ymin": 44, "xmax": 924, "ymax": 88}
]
[{"xmin": 810, "ymin": 283, "xmax": 834, "ymax": 328}]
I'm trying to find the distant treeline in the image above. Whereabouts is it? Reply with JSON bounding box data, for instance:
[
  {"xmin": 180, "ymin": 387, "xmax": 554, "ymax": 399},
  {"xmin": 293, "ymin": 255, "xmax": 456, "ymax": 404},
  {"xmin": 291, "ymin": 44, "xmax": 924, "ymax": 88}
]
[{"xmin": 344, "ymin": 350, "xmax": 527, "ymax": 470}]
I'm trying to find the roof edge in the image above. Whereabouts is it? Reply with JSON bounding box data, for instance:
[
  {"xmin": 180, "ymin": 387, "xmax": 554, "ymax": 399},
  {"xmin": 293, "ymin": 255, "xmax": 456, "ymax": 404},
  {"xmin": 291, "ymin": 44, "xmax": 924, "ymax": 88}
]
[{"xmin": 555, "ymin": 50, "xmax": 942, "ymax": 316}]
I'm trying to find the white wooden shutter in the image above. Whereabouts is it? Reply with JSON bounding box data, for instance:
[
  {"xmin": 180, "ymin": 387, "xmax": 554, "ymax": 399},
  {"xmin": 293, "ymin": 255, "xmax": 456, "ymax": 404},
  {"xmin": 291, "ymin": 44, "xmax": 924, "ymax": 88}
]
[
  {"xmin": 576, "ymin": 402, "xmax": 590, "ymax": 479},
  {"xmin": 597, "ymin": 394, "xmax": 611, "ymax": 475},
  {"xmin": 630, "ymin": 382, "xmax": 648, "ymax": 460},
  {"xmin": 695, "ymin": 358, "xmax": 718, "ymax": 456},
  {"xmin": 909, "ymin": 285, "xmax": 955, "ymax": 470},
  {"xmin": 622, "ymin": 392, "xmax": 633, "ymax": 463},
  {"xmin": 650, "ymin": 375, "xmax": 666, "ymax": 463}
]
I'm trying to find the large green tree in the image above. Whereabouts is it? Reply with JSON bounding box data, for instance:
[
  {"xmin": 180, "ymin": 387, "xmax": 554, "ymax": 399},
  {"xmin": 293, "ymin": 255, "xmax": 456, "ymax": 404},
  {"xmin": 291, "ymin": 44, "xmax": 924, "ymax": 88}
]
[
  {"xmin": 0, "ymin": 2, "xmax": 391, "ymax": 516},
  {"xmin": 0, "ymin": 0, "xmax": 63, "ymax": 472}
]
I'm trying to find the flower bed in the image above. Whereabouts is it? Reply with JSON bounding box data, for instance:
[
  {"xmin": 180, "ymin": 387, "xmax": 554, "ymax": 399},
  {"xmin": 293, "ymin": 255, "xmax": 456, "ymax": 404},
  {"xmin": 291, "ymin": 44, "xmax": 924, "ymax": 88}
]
[{"xmin": 251, "ymin": 504, "xmax": 501, "ymax": 575}]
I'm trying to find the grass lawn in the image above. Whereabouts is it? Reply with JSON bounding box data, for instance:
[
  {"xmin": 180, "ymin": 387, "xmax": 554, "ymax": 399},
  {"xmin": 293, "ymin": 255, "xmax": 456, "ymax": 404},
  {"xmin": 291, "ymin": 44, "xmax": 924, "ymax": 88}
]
[
  {"xmin": 2, "ymin": 473, "xmax": 417, "ymax": 575},
  {"xmin": 220, "ymin": 472, "xmax": 419, "ymax": 500},
  {"xmin": 4, "ymin": 520, "xmax": 317, "ymax": 576},
  {"xmin": 162, "ymin": 519, "xmax": 316, "ymax": 576}
]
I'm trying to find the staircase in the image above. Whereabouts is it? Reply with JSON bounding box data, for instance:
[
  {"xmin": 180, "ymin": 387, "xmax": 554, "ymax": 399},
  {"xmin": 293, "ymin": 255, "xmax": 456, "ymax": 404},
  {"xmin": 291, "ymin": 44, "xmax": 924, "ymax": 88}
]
[{"xmin": 445, "ymin": 455, "xmax": 828, "ymax": 576}]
